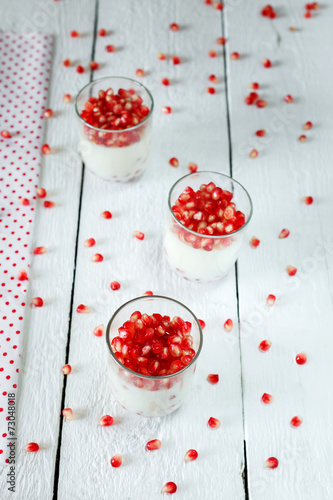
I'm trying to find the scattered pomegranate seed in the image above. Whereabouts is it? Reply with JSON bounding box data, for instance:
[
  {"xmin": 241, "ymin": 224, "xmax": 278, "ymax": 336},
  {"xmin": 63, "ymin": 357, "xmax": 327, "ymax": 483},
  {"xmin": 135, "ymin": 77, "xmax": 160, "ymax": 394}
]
[
  {"xmin": 208, "ymin": 417, "xmax": 221, "ymax": 429},
  {"xmin": 143, "ymin": 291, "xmax": 153, "ymax": 296},
  {"xmin": 111, "ymin": 454, "xmax": 122, "ymax": 468},
  {"xmin": 32, "ymin": 297, "xmax": 43, "ymax": 307},
  {"xmin": 209, "ymin": 50, "xmax": 217, "ymax": 58},
  {"xmin": 256, "ymin": 129, "xmax": 266, "ymax": 137},
  {"xmin": 76, "ymin": 65, "xmax": 85, "ymax": 74},
  {"xmin": 101, "ymin": 211, "xmax": 112, "ymax": 219},
  {"xmin": 146, "ymin": 439, "xmax": 162, "ymax": 451},
  {"xmin": 43, "ymin": 201, "xmax": 55, "ymax": 208},
  {"xmin": 262, "ymin": 58, "xmax": 272, "ymax": 68},
  {"xmin": 267, "ymin": 294, "xmax": 276, "ymax": 306},
  {"xmin": 169, "ymin": 157, "xmax": 179, "ymax": 168},
  {"xmin": 19, "ymin": 197, "xmax": 30, "ymax": 206},
  {"xmin": 250, "ymin": 237, "xmax": 260, "ymax": 248},
  {"xmin": 230, "ymin": 52, "xmax": 240, "ymax": 60},
  {"xmin": 299, "ymin": 134, "xmax": 307, "ymax": 142},
  {"xmin": 224, "ymin": 319, "xmax": 233, "ymax": 332},
  {"xmin": 161, "ymin": 482, "xmax": 177, "ymax": 494},
  {"xmin": 157, "ymin": 52, "xmax": 167, "ymax": 60},
  {"xmin": 169, "ymin": 23, "xmax": 180, "ymax": 31},
  {"xmin": 44, "ymin": 109, "xmax": 53, "ymax": 118},
  {"xmin": 25, "ymin": 442, "xmax": 39, "ymax": 453},
  {"xmin": 304, "ymin": 10, "xmax": 312, "ymax": 18},
  {"xmin": 161, "ymin": 77, "xmax": 170, "ymax": 86},
  {"xmin": 34, "ymin": 246, "xmax": 47, "ymax": 255},
  {"xmin": 259, "ymin": 340, "xmax": 272, "ymax": 352},
  {"xmin": 110, "ymin": 281, "xmax": 121, "ymax": 291},
  {"xmin": 261, "ymin": 393, "xmax": 273, "ymax": 404},
  {"xmin": 250, "ymin": 82, "xmax": 260, "ymax": 90},
  {"xmin": 208, "ymin": 74, "xmax": 218, "ymax": 84},
  {"xmin": 106, "ymin": 45, "xmax": 116, "ymax": 53},
  {"xmin": 198, "ymin": 319, "xmax": 205, "ymax": 329},
  {"xmin": 279, "ymin": 228, "xmax": 290, "ymax": 239},
  {"xmin": 256, "ymin": 99, "xmax": 267, "ymax": 108},
  {"xmin": 303, "ymin": 121, "xmax": 313, "ymax": 130},
  {"xmin": 162, "ymin": 106, "xmax": 172, "ymax": 114},
  {"xmin": 98, "ymin": 28, "xmax": 107, "ymax": 36},
  {"xmin": 93, "ymin": 324, "xmax": 104, "ymax": 337},
  {"xmin": 188, "ymin": 162, "xmax": 198, "ymax": 173},
  {"xmin": 214, "ymin": 2, "xmax": 223, "ymax": 10},
  {"xmin": 290, "ymin": 416, "xmax": 303, "ymax": 427},
  {"xmin": 261, "ymin": 5, "xmax": 277, "ymax": 18},
  {"xmin": 62, "ymin": 364, "xmax": 71, "ymax": 375},
  {"xmin": 70, "ymin": 30, "xmax": 80, "ymax": 37},
  {"xmin": 1, "ymin": 130, "xmax": 12, "ymax": 139},
  {"xmin": 265, "ymin": 457, "xmax": 279, "ymax": 469},
  {"xmin": 245, "ymin": 96, "xmax": 255, "ymax": 105},
  {"xmin": 91, "ymin": 253, "xmax": 103, "ymax": 263},
  {"xmin": 90, "ymin": 61, "xmax": 99, "ymax": 71},
  {"xmin": 134, "ymin": 231, "xmax": 145, "ymax": 240},
  {"xmin": 185, "ymin": 449, "xmax": 198, "ymax": 462},
  {"xmin": 17, "ymin": 269, "xmax": 28, "ymax": 281},
  {"xmin": 250, "ymin": 149, "xmax": 258, "ymax": 159},
  {"xmin": 205, "ymin": 0, "xmax": 213, "ymax": 4},
  {"xmin": 63, "ymin": 94, "xmax": 71, "ymax": 103},
  {"xmin": 62, "ymin": 408, "xmax": 73, "ymax": 420},
  {"xmin": 136, "ymin": 69, "xmax": 145, "ymax": 77},
  {"xmin": 284, "ymin": 94, "xmax": 294, "ymax": 103},
  {"xmin": 63, "ymin": 58, "xmax": 71, "ymax": 67},
  {"xmin": 76, "ymin": 304, "xmax": 91, "ymax": 314},
  {"xmin": 37, "ymin": 187, "xmax": 47, "ymax": 198},
  {"xmin": 302, "ymin": 196, "xmax": 313, "ymax": 205},
  {"xmin": 84, "ymin": 238, "xmax": 95, "ymax": 247},
  {"xmin": 99, "ymin": 415, "xmax": 114, "ymax": 426},
  {"xmin": 172, "ymin": 56, "xmax": 181, "ymax": 65},
  {"xmin": 216, "ymin": 37, "xmax": 226, "ymax": 45},
  {"xmin": 286, "ymin": 265, "xmax": 297, "ymax": 276},
  {"xmin": 41, "ymin": 144, "xmax": 51, "ymax": 155},
  {"xmin": 207, "ymin": 374, "xmax": 219, "ymax": 384},
  {"xmin": 207, "ymin": 87, "xmax": 216, "ymax": 94},
  {"xmin": 296, "ymin": 352, "xmax": 307, "ymax": 365}
]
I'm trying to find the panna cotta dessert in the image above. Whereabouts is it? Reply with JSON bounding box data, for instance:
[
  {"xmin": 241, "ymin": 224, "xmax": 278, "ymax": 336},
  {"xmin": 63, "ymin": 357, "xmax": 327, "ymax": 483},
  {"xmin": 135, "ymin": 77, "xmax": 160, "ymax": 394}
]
[
  {"xmin": 106, "ymin": 296, "xmax": 203, "ymax": 417},
  {"xmin": 75, "ymin": 76, "xmax": 153, "ymax": 181},
  {"xmin": 164, "ymin": 171, "xmax": 253, "ymax": 282}
]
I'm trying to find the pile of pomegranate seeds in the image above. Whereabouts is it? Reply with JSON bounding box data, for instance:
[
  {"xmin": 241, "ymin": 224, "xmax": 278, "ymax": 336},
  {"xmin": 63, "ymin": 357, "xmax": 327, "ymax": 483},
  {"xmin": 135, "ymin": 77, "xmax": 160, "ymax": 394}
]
[
  {"xmin": 172, "ymin": 182, "xmax": 246, "ymax": 241},
  {"xmin": 244, "ymin": 90, "xmax": 266, "ymax": 108},
  {"xmin": 261, "ymin": 5, "xmax": 277, "ymax": 18},
  {"xmin": 110, "ymin": 312, "xmax": 196, "ymax": 376}
]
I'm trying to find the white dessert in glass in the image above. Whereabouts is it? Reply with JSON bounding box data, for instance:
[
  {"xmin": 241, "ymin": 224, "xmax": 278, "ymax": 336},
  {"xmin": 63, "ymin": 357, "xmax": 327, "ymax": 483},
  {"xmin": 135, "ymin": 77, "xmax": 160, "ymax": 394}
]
[
  {"xmin": 75, "ymin": 76, "xmax": 153, "ymax": 182},
  {"xmin": 164, "ymin": 171, "xmax": 253, "ymax": 282}
]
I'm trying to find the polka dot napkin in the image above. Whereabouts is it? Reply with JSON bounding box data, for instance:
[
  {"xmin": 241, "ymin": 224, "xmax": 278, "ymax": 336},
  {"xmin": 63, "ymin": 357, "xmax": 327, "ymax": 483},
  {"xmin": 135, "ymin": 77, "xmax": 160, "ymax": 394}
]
[{"xmin": 0, "ymin": 33, "xmax": 53, "ymax": 462}]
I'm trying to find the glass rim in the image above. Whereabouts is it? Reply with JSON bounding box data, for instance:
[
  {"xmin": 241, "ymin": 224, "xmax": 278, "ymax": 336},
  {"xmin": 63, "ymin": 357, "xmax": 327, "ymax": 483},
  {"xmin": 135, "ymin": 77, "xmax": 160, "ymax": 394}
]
[
  {"xmin": 75, "ymin": 75, "xmax": 154, "ymax": 134},
  {"xmin": 105, "ymin": 295, "xmax": 203, "ymax": 380},
  {"xmin": 167, "ymin": 170, "xmax": 253, "ymax": 239}
]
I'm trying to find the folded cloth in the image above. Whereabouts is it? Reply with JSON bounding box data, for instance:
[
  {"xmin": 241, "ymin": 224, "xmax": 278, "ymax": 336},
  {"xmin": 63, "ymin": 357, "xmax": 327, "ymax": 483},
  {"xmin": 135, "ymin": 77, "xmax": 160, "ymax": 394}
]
[{"xmin": 0, "ymin": 33, "xmax": 53, "ymax": 463}]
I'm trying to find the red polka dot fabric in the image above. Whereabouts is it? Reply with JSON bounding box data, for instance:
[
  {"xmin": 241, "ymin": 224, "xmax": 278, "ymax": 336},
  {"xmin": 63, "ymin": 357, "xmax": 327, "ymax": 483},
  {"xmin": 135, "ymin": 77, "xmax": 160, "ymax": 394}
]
[{"xmin": 0, "ymin": 33, "xmax": 52, "ymax": 462}]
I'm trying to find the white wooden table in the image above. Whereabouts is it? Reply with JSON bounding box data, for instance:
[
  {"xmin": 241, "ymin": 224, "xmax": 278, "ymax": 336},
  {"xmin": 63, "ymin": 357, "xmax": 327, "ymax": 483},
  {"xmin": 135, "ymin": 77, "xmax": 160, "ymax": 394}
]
[{"xmin": 1, "ymin": 0, "xmax": 333, "ymax": 498}]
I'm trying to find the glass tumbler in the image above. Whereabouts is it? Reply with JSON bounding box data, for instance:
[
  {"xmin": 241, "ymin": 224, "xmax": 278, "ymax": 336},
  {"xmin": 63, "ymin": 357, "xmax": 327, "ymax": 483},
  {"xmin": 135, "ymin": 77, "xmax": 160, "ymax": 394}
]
[
  {"xmin": 75, "ymin": 76, "xmax": 153, "ymax": 182},
  {"xmin": 106, "ymin": 295, "xmax": 203, "ymax": 417},
  {"xmin": 164, "ymin": 171, "xmax": 253, "ymax": 282}
]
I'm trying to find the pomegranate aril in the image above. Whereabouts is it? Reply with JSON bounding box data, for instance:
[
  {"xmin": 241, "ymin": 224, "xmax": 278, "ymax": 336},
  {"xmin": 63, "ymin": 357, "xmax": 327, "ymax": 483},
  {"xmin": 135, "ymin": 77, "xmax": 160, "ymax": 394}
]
[
  {"xmin": 304, "ymin": 10, "xmax": 312, "ymax": 18},
  {"xmin": 208, "ymin": 417, "xmax": 221, "ymax": 429},
  {"xmin": 284, "ymin": 94, "xmax": 294, "ymax": 103},
  {"xmin": 143, "ymin": 290, "xmax": 153, "ymax": 296},
  {"xmin": 76, "ymin": 65, "xmax": 85, "ymax": 74},
  {"xmin": 63, "ymin": 93, "xmax": 71, "ymax": 103},
  {"xmin": 99, "ymin": 415, "xmax": 114, "ymax": 426},
  {"xmin": 302, "ymin": 196, "xmax": 313, "ymax": 205},
  {"xmin": 250, "ymin": 236, "xmax": 260, "ymax": 248},
  {"xmin": 207, "ymin": 374, "xmax": 219, "ymax": 384},
  {"xmin": 17, "ymin": 269, "xmax": 28, "ymax": 281},
  {"xmin": 84, "ymin": 238, "xmax": 95, "ymax": 247},
  {"xmin": 267, "ymin": 294, "xmax": 276, "ymax": 306},
  {"xmin": 265, "ymin": 457, "xmax": 279, "ymax": 469},
  {"xmin": 99, "ymin": 28, "xmax": 107, "ymax": 36},
  {"xmin": 208, "ymin": 74, "xmax": 218, "ymax": 84},
  {"xmin": 93, "ymin": 324, "xmax": 104, "ymax": 337},
  {"xmin": 286, "ymin": 265, "xmax": 297, "ymax": 276},
  {"xmin": 63, "ymin": 58, "xmax": 71, "ymax": 67},
  {"xmin": 25, "ymin": 442, "xmax": 39, "ymax": 452},
  {"xmin": 44, "ymin": 109, "xmax": 53, "ymax": 118},
  {"xmin": 70, "ymin": 30, "xmax": 80, "ymax": 37},
  {"xmin": 279, "ymin": 228, "xmax": 290, "ymax": 239},
  {"xmin": 262, "ymin": 58, "xmax": 272, "ymax": 68},
  {"xmin": 146, "ymin": 439, "xmax": 161, "ymax": 451},
  {"xmin": 62, "ymin": 364, "xmax": 71, "ymax": 375},
  {"xmin": 157, "ymin": 52, "xmax": 167, "ymax": 60},
  {"xmin": 134, "ymin": 231, "xmax": 145, "ymax": 240},
  {"xmin": 76, "ymin": 304, "xmax": 91, "ymax": 314},
  {"xmin": 169, "ymin": 22, "xmax": 180, "ymax": 31},
  {"xmin": 185, "ymin": 449, "xmax": 198, "ymax": 462},
  {"xmin": 172, "ymin": 56, "xmax": 181, "ymax": 65},
  {"xmin": 296, "ymin": 352, "xmax": 307, "ymax": 365},
  {"xmin": 250, "ymin": 82, "xmax": 259, "ymax": 90},
  {"xmin": 216, "ymin": 36, "xmax": 226, "ymax": 45},
  {"xmin": 34, "ymin": 246, "xmax": 47, "ymax": 255},
  {"xmin": 230, "ymin": 52, "xmax": 240, "ymax": 60},
  {"xmin": 224, "ymin": 319, "xmax": 233, "ymax": 332},
  {"xmin": 161, "ymin": 482, "xmax": 177, "ymax": 494},
  {"xmin": 256, "ymin": 99, "xmax": 267, "ymax": 108},
  {"xmin": 32, "ymin": 297, "xmax": 43, "ymax": 307},
  {"xmin": 162, "ymin": 106, "xmax": 172, "ymax": 114},
  {"xmin": 101, "ymin": 211, "xmax": 112, "ymax": 219},
  {"xmin": 110, "ymin": 454, "xmax": 122, "ymax": 468},
  {"xmin": 290, "ymin": 416, "xmax": 303, "ymax": 427},
  {"xmin": 1, "ymin": 130, "xmax": 12, "ymax": 138},
  {"xmin": 37, "ymin": 187, "xmax": 47, "ymax": 198},
  {"xmin": 250, "ymin": 149, "xmax": 258, "ymax": 159},
  {"xmin": 19, "ymin": 197, "xmax": 30, "ymax": 206},
  {"xmin": 161, "ymin": 77, "xmax": 170, "ymax": 86},
  {"xmin": 256, "ymin": 129, "xmax": 266, "ymax": 137},
  {"xmin": 198, "ymin": 319, "xmax": 205, "ymax": 329},
  {"xmin": 90, "ymin": 61, "xmax": 99, "ymax": 71},
  {"xmin": 214, "ymin": 2, "xmax": 223, "ymax": 10},
  {"xmin": 169, "ymin": 157, "xmax": 179, "ymax": 167},
  {"xmin": 299, "ymin": 134, "xmax": 307, "ymax": 142},
  {"xmin": 136, "ymin": 68, "xmax": 145, "ymax": 77},
  {"xmin": 303, "ymin": 121, "xmax": 313, "ymax": 130},
  {"xmin": 91, "ymin": 253, "xmax": 103, "ymax": 263},
  {"xmin": 259, "ymin": 340, "xmax": 272, "ymax": 352},
  {"xmin": 209, "ymin": 50, "xmax": 217, "ymax": 58},
  {"xmin": 207, "ymin": 87, "xmax": 216, "ymax": 94},
  {"xmin": 42, "ymin": 144, "xmax": 51, "ymax": 155},
  {"xmin": 261, "ymin": 393, "xmax": 273, "ymax": 404},
  {"xmin": 106, "ymin": 44, "xmax": 116, "ymax": 52},
  {"xmin": 188, "ymin": 162, "xmax": 198, "ymax": 173},
  {"xmin": 62, "ymin": 408, "xmax": 73, "ymax": 420}
]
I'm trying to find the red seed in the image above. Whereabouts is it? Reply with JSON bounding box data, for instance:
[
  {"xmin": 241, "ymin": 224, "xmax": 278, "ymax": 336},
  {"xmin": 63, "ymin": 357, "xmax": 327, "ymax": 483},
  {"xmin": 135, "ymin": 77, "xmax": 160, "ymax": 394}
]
[
  {"xmin": 157, "ymin": 52, "xmax": 167, "ymax": 60},
  {"xmin": 256, "ymin": 99, "xmax": 267, "ymax": 108},
  {"xmin": 76, "ymin": 65, "xmax": 85, "ymax": 74},
  {"xmin": 136, "ymin": 69, "xmax": 145, "ymax": 77},
  {"xmin": 185, "ymin": 449, "xmax": 198, "ymax": 462},
  {"xmin": 216, "ymin": 37, "xmax": 226, "ymax": 45},
  {"xmin": 146, "ymin": 439, "xmax": 162, "ymax": 451},
  {"xmin": 161, "ymin": 482, "xmax": 177, "ymax": 494},
  {"xmin": 19, "ymin": 197, "xmax": 30, "ymax": 206},
  {"xmin": 224, "ymin": 319, "xmax": 233, "ymax": 332},
  {"xmin": 279, "ymin": 228, "xmax": 290, "ymax": 239},
  {"xmin": 304, "ymin": 10, "xmax": 312, "ymax": 18},
  {"xmin": 284, "ymin": 94, "xmax": 294, "ymax": 103},
  {"xmin": 43, "ymin": 201, "xmax": 55, "ymax": 208},
  {"xmin": 209, "ymin": 50, "xmax": 217, "ymax": 58},
  {"xmin": 250, "ymin": 149, "xmax": 258, "ymax": 159},
  {"xmin": 111, "ymin": 454, "xmax": 122, "ymax": 468},
  {"xmin": 259, "ymin": 340, "xmax": 272, "ymax": 352},
  {"xmin": 267, "ymin": 294, "xmax": 276, "ymax": 306},
  {"xmin": 161, "ymin": 77, "xmax": 170, "ymax": 86},
  {"xmin": 286, "ymin": 265, "xmax": 297, "ymax": 276},
  {"xmin": 110, "ymin": 281, "xmax": 121, "ymax": 291},
  {"xmin": 101, "ymin": 211, "xmax": 112, "ymax": 219},
  {"xmin": 106, "ymin": 45, "xmax": 116, "ymax": 53},
  {"xmin": 99, "ymin": 415, "xmax": 114, "ymax": 426},
  {"xmin": 172, "ymin": 56, "xmax": 181, "ymax": 65},
  {"xmin": 62, "ymin": 364, "xmax": 71, "ymax": 375},
  {"xmin": 207, "ymin": 374, "xmax": 219, "ymax": 384},
  {"xmin": 134, "ymin": 231, "xmax": 145, "ymax": 240},
  {"xmin": 162, "ymin": 106, "xmax": 172, "ymax": 114},
  {"xmin": 76, "ymin": 304, "xmax": 91, "ymax": 314},
  {"xmin": 1, "ymin": 130, "xmax": 12, "ymax": 138},
  {"xmin": 32, "ymin": 297, "xmax": 43, "ymax": 307},
  {"xmin": 42, "ymin": 144, "xmax": 51, "ymax": 154},
  {"xmin": 34, "ymin": 246, "xmax": 47, "ymax": 255},
  {"xmin": 262, "ymin": 58, "xmax": 272, "ymax": 68},
  {"xmin": 302, "ymin": 196, "xmax": 313, "ymax": 205},
  {"xmin": 44, "ymin": 109, "xmax": 53, "ymax": 118},
  {"xmin": 84, "ymin": 238, "xmax": 95, "ymax": 247},
  {"xmin": 250, "ymin": 82, "xmax": 259, "ymax": 90},
  {"xmin": 93, "ymin": 324, "xmax": 104, "ymax": 337},
  {"xmin": 296, "ymin": 352, "xmax": 307, "ymax": 365},
  {"xmin": 99, "ymin": 28, "xmax": 107, "ymax": 36},
  {"xmin": 256, "ymin": 129, "xmax": 266, "ymax": 137},
  {"xmin": 290, "ymin": 416, "xmax": 303, "ymax": 427},
  {"xmin": 90, "ymin": 61, "xmax": 99, "ymax": 71},
  {"xmin": 208, "ymin": 74, "xmax": 218, "ymax": 83},
  {"xmin": 70, "ymin": 30, "xmax": 80, "ymax": 37},
  {"xmin": 206, "ymin": 87, "xmax": 216, "ymax": 94},
  {"xmin": 91, "ymin": 253, "xmax": 103, "ymax": 263},
  {"xmin": 250, "ymin": 236, "xmax": 260, "ymax": 248},
  {"xmin": 63, "ymin": 58, "xmax": 71, "ymax": 67},
  {"xmin": 198, "ymin": 319, "xmax": 205, "ymax": 329},
  {"xmin": 303, "ymin": 121, "xmax": 313, "ymax": 130},
  {"xmin": 17, "ymin": 269, "xmax": 28, "ymax": 281},
  {"xmin": 143, "ymin": 291, "xmax": 153, "ymax": 296},
  {"xmin": 37, "ymin": 187, "xmax": 47, "ymax": 198},
  {"xmin": 62, "ymin": 408, "xmax": 73, "ymax": 420},
  {"xmin": 261, "ymin": 393, "xmax": 273, "ymax": 404},
  {"xmin": 208, "ymin": 417, "xmax": 221, "ymax": 429},
  {"xmin": 214, "ymin": 2, "xmax": 223, "ymax": 10},
  {"xmin": 169, "ymin": 157, "xmax": 179, "ymax": 167},
  {"xmin": 25, "ymin": 442, "xmax": 39, "ymax": 452},
  {"xmin": 230, "ymin": 52, "xmax": 240, "ymax": 60},
  {"xmin": 188, "ymin": 162, "xmax": 198, "ymax": 173},
  {"xmin": 63, "ymin": 94, "xmax": 71, "ymax": 103},
  {"xmin": 265, "ymin": 457, "xmax": 279, "ymax": 469},
  {"xmin": 169, "ymin": 23, "xmax": 180, "ymax": 31},
  {"xmin": 245, "ymin": 96, "xmax": 255, "ymax": 105},
  {"xmin": 299, "ymin": 135, "xmax": 307, "ymax": 143}
]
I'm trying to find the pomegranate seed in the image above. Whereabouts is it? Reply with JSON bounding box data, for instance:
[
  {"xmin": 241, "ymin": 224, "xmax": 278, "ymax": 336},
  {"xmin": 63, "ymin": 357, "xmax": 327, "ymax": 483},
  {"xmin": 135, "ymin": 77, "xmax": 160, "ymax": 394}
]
[
  {"xmin": 76, "ymin": 65, "xmax": 85, "ymax": 74},
  {"xmin": 43, "ymin": 201, "xmax": 55, "ymax": 208},
  {"xmin": 250, "ymin": 82, "xmax": 259, "ymax": 90},
  {"xmin": 245, "ymin": 96, "xmax": 254, "ymax": 105},
  {"xmin": 110, "ymin": 281, "xmax": 121, "ymax": 291},
  {"xmin": 209, "ymin": 50, "xmax": 217, "ymax": 58},
  {"xmin": 284, "ymin": 94, "xmax": 294, "ymax": 103},
  {"xmin": 1, "ymin": 130, "xmax": 12, "ymax": 139},
  {"xmin": 34, "ymin": 246, "xmax": 47, "ymax": 255},
  {"xmin": 162, "ymin": 106, "xmax": 172, "ymax": 114},
  {"xmin": 299, "ymin": 134, "xmax": 307, "ymax": 142},
  {"xmin": 25, "ymin": 442, "xmax": 39, "ymax": 452},
  {"xmin": 42, "ymin": 144, "xmax": 51, "ymax": 155},
  {"xmin": 62, "ymin": 364, "xmax": 71, "ymax": 375},
  {"xmin": 188, "ymin": 162, "xmax": 198, "ymax": 173},
  {"xmin": 44, "ymin": 109, "xmax": 53, "ymax": 118},
  {"xmin": 267, "ymin": 294, "xmax": 276, "ymax": 306},
  {"xmin": 172, "ymin": 56, "xmax": 181, "ymax": 65},
  {"xmin": 250, "ymin": 149, "xmax": 258, "ymax": 159},
  {"xmin": 302, "ymin": 196, "xmax": 313, "ymax": 205},
  {"xmin": 32, "ymin": 297, "xmax": 43, "ymax": 307},
  {"xmin": 216, "ymin": 37, "xmax": 226, "ymax": 45},
  {"xmin": 259, "ymin": 340, "xmax": 272, "ymax": 352},
  {"xmin": 207, "ymin": 374, "xmax": 219, "ymax": 384},
  {"xmin": 161, "ymin": 77, "xmax": 170, "ymax": 86},
  {"xmin": 134, "ymin": 231, "xmax": 145, "ymax": 240},
  {"xmin": 214, "ymin": 2, "xmax": 223, "ymax": 10},
  {"xmin": 230, "ymin": 52, "xmax": 240, "ymax": 60},
  {"xmin": 76, "ymin": 304, "xmax": 91, "ymax": 314},
  {"xmin": 157, "ymin": 52, "xmax": 167, "ymax": 60},
  {"xmin": 256, "ymin": 129, "xmax": 266, "ymax": 137},
  {"xmin": 256, "ymin": 99, "xmax": 267, "ymax": 108},
  {"xmin": 169, "ymin": 23, "xmax": 180, "ymax": 31},
  {"xmin": 70, "ymin": 30, "xmax": 80, "ymax": 37},
  {"xmin": 101, "ymin": 211, "xmax": 112, "ymax": 219},
  {"xmin": 106, "ymin": 45, "xmax": 116, "ymax": 53},
  {"xmin": 279, "ymin": 228, "xmax": 290, "ymax": 239},
  {"xmin": 136, "ymin": 68, "xmax": 145, "ymax": 77},
  {"xmin": 286, "ymin": 265, "xmax": 297, "ymax": 276},
  {"xmin": 99, "ymin": 28, "xmax": 107, "ymax": 36},
  {"xmin": 206, "ymin": 87, "xmax": 216, "ymax": 94},
  {"xmin": 63, "ymin": 58, "xmax": 71, "ymax": 67},
  {"xmin": 93, "ymin": 324, "xmax": 104, "ymax": 337},
  {"xmin": 161, "ymin": 482, "xmax": 177, "ymax": 494},
  {"xmin": 19, "ymin": 197, "xmax": 30, "ymax": 206},
  {"xmin": 146, "ymin": 439, "xmax": 162, "ymax": 451},
  {"xmin": 63, "ymin": 94, "xmax": 71, "ymax": 103},
  {"xmin": 91, "ymin": 253, "xmax": 103, "ymax": 263},
  {"xmin": 62, "ymin": 408, "xmax": 73, "ymax": 420},
  {"xmin": 296, "ymin": 352, "xmax": 307, "ymax": 365},
  {"xmin": 84, "ymin": 238, "xmax": 95, "ymax": 247},
  {"xmin": 169, "ymin": 157, "xmax": 179, "ymax": 167},
  {"xmin": 261, "ymin": 393, "xmax": 273, "ymax": 404},
  {"xmin": 208, "ymin": 417, "xmax": 221, "ymax": 429},
  {"xmin": 111, "ymin": 454, "xmax": 122, "ymax": 468},
  {"xmin": 303, "ymin": 121, "xmax": 313, "ymax": 130},
  {"xmin": 265, "ymin": 457, "xmax": 279, "ymax": 469},
  {"xmin": 99, "ymin": 415, "xmax": 114, "ymax": 426},
  {"xmin": 224, "ymin": 319, "xmax": 233, "ymax": 332},
  {"xmin": 17, "ymin": 269, "xmax": 28, "ymax": 281},
  {"xmin": 37, "ymin": 187, "xmax": 47, "ymax": 198},
  {"xmin": 304, "ymin": 10, "xmax": 312, "ymax": 18},
  {"xmin": 290, "ymin": 416, "xmax": 303, "ymax": 427},
  {"xmin": 208, "ymin": 74, "xmax": 218, "ymax": 84},
  {"xmin": 250, "ymin": 236, "xmax": 260, "ymax": 248},
  {"xmin": 90, "ymin": 61, "xmax": 99, "ymax": 71},
  {"xmin": 143, "ymin": 291, "xmax": 153, "ymax": 296},
  {"xmin": 198, "ymin": 319, "xmax": 205, "ymax": 329},
  {"xmin": 185, "ymin": 449, "xmax": 198, "ymax": 462},
  {"xmin": 262, "ymin": 58, "xmax": 272, "ymax": 68}
]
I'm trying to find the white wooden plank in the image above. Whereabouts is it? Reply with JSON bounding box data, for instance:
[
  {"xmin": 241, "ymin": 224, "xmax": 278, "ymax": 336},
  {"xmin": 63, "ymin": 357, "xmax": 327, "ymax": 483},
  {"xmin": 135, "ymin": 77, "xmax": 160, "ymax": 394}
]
[
  {"xmin": 0, "ymin": 1, "xmax": 96, "ymax": 498},
  {"xmin": 58, "ymin": 1, "xmax": 246, "ymax": 499},
  {"xmin": 224, "ymin": 1, "xmax": 333, "ymax": 498}
]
